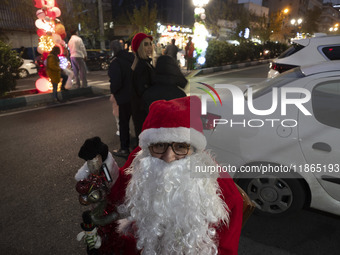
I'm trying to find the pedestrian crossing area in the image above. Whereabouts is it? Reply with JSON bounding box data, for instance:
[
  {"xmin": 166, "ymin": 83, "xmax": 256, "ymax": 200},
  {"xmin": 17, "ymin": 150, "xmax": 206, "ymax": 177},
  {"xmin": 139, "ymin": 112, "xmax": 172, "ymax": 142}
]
[{"xmin": 87, "ymin": 80, "xmax": 110, "ymax": 87}]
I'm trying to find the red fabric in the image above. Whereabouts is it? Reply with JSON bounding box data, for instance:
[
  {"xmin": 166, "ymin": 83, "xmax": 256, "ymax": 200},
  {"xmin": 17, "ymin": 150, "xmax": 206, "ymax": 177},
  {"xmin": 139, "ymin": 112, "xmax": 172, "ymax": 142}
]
[
  {"xmin": 142, "ymin": 96, "xmax": 203, "ymax": 133},
  {"xmin": 216, "ymin": 177, "xmax": 243, "ymax": 255},
  {"xmin": 98, "ymin": 148, "xmax": 140, "ymax": 255},
  {"xmin": 131, "ymin": 33, "xmax": 153, "ymax": 52},
  {"xmin": 185, "ymin": 42, "xmax": 195, "ymax": 58},
  {"xmin": 102, "ymin": 147, "xmax": 242, "ymax": 254}
]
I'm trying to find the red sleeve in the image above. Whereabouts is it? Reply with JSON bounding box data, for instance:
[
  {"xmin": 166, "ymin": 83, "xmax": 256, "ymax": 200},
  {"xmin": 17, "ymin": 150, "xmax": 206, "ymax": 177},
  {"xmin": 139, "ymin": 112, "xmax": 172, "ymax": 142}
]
[
  {"xmin": 99, "ymin": 147, "xmax": 142, "ymax": 255},
  {"xmin": 216, "ymin": 177, "xmax": 243, "ymax": 255},
  {"xmin": 107, "ymin": 147, "xmax": 141, "ymax": 205}
]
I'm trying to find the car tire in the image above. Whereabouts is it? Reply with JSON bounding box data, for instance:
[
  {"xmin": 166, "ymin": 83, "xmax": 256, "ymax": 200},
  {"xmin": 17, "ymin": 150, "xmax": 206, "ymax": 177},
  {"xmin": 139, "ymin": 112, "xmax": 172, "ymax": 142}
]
[
  {"xmin": 237, "ymin": 169, "xmax": 306, "ymax": 217},
  {"xmin": 17, "ymin": 68, "xmax": 29, "ymax": 79},
  {"xmin": 101, "ymin": 61, "xmax": 109, "ymax": 70}
]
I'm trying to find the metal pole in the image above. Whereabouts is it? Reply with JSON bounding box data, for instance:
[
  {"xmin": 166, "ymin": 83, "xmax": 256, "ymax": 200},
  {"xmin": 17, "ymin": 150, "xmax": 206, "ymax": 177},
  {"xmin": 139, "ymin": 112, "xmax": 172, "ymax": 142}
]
[
  {"xmin": 182, "ymin": 0, "xmax": 184, "ymax": 25},
  {"xmin": 98, "ymin": 0, "xmax": 105, "ymax": 50}
]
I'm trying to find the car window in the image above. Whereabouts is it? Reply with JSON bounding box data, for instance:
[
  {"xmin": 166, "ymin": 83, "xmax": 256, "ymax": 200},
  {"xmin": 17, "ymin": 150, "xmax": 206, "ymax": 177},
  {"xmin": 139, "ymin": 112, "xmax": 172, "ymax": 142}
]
[
  {"xmin": 277, "ymin": 43, "xmax": 304, "ymax": 59},
  {"xmin": 246, "ymin": 68, "xmax": 305, "ymax": 100},
  {"xmin": 312, "ymin": 80, "xmax": 340, "ymax": 129},
  {"xmin": 321, "ymin": 46, "xmax": 340, "ymax": 60}
]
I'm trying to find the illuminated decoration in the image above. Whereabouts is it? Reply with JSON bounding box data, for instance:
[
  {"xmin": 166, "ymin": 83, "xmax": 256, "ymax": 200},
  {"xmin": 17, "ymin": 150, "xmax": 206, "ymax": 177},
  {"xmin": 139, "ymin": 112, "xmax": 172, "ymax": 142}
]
[
  {"xmin": 197, "ymin": 56, "xmax": 206, "ymax": 65},
  {"xmin": 59, "ymin": 56, "xmax": 68, "ymax": 69},
  {"xmin": 192, "ymin": 0, "xmax": 210, "ymax": 66},
  {"xmin": 244, "ymin": 28, "xmax": 249, "ymax": 39},
  {"xmin": 33, "ymin": 0, "xmax": 67, "ymax": 92},
  {"xmin": 166, "ymin": 25, "xmax": 193, "ymax": 33},
  {"xmin": 38, "ymin": 35, "xmax": 54, "ymax": 53},
  {"xmin": 35, "ymin": 77, "xmax": 53, "ymax": 93},
  {"xmin": 193, "ymin": 0, "xmax": 209, "ymax": 7}
]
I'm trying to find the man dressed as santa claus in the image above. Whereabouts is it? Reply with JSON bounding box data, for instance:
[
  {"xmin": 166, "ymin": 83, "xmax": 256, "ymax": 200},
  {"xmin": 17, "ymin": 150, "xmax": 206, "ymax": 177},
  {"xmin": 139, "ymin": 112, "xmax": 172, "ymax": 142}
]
[{"xmin": 104, "ymin": 96, "xmax": 243, "ymax": 255}]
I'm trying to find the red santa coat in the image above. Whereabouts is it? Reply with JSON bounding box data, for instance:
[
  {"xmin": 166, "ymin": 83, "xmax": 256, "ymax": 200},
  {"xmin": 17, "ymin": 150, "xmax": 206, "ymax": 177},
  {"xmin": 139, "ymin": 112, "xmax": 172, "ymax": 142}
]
[{"xmin": 102, "ymin": 147, "xmax": 243, "ymax": 255}]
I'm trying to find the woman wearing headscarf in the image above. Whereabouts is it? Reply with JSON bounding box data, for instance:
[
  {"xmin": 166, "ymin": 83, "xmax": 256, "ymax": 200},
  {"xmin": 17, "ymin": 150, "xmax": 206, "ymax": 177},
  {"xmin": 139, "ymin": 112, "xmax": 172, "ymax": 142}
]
[{"xmin": 130, "ymin": 32, "xmax": 156, "ymax": 141}]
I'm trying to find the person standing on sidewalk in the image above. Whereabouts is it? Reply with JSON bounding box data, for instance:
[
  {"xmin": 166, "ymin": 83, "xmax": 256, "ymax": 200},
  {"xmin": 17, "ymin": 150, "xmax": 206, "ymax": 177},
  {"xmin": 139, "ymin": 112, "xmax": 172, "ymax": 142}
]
[
  {"xmin": 68, "ymin": 29, "xmax": 88, "ymax": 88},
  {"xmin": 46, "ymin": 46, "xmax": 67, "ymax": 102},
  {"xmin": 108, "ymin": 40, "xmax": 134, "ymax": 158},
  {"xmin": 130, "ymin": 32, "xmax": 155, "ymax": 142},
  {"xmin": 164, "ymin": 38, "xmax": 178, "ymax": 61},
  {"xmin": 185, "ymin": 36, "xmax": 195, "ymax": 70}
]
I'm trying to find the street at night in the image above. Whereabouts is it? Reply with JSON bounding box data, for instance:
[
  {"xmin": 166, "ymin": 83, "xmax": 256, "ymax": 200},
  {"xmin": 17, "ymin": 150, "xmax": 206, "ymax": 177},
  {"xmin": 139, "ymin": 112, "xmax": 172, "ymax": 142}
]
[{"xmin": 1, "ymin": 65, "xmax": 340, "ymax": 254}]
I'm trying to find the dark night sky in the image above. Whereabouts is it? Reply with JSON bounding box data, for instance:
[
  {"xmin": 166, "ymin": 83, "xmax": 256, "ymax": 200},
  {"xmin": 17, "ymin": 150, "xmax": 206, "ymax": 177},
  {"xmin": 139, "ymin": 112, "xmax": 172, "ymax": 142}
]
[{"xmin": 111, "ymin": 0, "xmax": 195, "ymax": 26}]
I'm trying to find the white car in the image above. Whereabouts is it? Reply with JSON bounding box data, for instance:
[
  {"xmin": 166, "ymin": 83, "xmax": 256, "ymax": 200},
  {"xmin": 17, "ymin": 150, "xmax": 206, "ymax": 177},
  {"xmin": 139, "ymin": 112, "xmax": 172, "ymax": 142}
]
[
  {"xmin": 17, "ymin": 59, "xmax": 37, "ymax": 78},
  {"xmin": 202, "ymin": 61, "xmax": 340, "ymax": 216},
  {"xmin": 268, "ymin": 34, "xmax": 340, "ymax": 78}
]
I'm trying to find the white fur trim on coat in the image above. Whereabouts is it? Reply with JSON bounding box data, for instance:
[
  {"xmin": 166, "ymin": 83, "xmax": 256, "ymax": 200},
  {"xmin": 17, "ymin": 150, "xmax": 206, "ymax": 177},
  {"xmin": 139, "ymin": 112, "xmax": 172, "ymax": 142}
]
[
  {"xmin": 139, "ymin": 127, "xmax": 206, "ymax": 151},
  {"xmin": 74, "ymin": 152, "xmax": 119, "ymax": 187}
]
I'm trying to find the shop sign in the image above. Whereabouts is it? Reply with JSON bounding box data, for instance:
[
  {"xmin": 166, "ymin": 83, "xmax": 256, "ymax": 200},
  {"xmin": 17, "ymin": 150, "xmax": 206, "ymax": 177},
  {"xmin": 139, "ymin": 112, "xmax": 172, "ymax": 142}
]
[{"xmin": 167, "ymin": 25, "xmax": 192, "ymax": 33}]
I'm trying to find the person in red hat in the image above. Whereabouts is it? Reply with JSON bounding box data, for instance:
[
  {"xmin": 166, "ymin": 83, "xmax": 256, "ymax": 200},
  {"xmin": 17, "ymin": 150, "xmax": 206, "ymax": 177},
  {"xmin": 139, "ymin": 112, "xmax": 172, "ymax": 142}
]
[
  {"xmin": 130, "ymin": 32, "xmax": 156, "ymax": 143},
  {"xmin": 103, "ymin": 96, "xmax": 243, "ymax": 255}
]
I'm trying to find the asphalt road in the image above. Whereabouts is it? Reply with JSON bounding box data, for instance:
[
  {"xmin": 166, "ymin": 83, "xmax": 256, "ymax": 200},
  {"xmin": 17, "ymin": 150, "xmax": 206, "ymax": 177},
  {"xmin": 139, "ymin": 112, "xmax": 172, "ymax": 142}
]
[{"xmin": 1, "ymin": 65, "xmax": 339, "ymax": 255}]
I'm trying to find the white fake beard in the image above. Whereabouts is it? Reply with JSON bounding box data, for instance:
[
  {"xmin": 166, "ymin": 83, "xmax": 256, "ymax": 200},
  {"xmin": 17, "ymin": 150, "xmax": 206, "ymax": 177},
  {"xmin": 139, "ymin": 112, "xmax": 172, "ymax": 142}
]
[{"xmin": 122, "ymin": 151, "xmax": 230, "ymax": 255}]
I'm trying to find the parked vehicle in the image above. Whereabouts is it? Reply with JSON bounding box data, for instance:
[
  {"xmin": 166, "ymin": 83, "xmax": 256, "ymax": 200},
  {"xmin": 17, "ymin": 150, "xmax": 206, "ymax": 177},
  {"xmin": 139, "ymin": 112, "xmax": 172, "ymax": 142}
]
[
  {"xmin": 16, "ymin": 59, "xmax": 37, "ymax": 78},
  {"xmin": 203, "ymin": 61, "xmax": 340, "ymax": 217},
  {"xmin": 268, "ymin": 34, "xmax": 340, "ymax": 78},
  {"xmin": 85, "ymin": 50, "xmax": 111, "ymax": 71}
]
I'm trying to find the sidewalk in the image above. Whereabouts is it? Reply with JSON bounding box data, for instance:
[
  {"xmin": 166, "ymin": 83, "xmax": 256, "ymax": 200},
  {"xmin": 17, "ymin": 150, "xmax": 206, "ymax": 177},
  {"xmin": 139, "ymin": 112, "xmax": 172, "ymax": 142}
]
[{"xmin": 0, "ymin": 59, "xmax": 270, "ymax": 112}]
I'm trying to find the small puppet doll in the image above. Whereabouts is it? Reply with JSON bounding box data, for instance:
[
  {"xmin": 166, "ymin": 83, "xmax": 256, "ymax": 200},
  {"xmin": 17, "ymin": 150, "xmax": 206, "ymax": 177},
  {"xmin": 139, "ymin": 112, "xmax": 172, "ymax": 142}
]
[
  {"xmin": 75, "ymin": 137, "xmax": 135, "ymax": 254},
  {"xmin": 75, "ymin": 137, "xmax": 121, "ymax": 226},
  {"xmin": 77, "ymin": 210, "xmax": 102, "ymax": 255},
  {"xmin": 75, "ymin": 136, "xmax": 119, "ymax": 188}
]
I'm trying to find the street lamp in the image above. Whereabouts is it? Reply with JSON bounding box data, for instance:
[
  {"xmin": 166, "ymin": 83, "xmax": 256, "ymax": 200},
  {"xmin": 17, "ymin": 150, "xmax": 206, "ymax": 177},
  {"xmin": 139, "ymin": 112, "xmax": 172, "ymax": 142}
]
[
  {"xmin": 290, "ymin": 18, "xmax": 303, "ymax": 39},
  {"xmin": 290, "ymin": 18, "xmax": 303, "ymax": 26},
  {"xmin": 329, "ymin": 23, "xmax": 339, "ymax": 32},
  {"xmin": 192, "ymin": 0, "xmax": 210, "ymax": 66}
]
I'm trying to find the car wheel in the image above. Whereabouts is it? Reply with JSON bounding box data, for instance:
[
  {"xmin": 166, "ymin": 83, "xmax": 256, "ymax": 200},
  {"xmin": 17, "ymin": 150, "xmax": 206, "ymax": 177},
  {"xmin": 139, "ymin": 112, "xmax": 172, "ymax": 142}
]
[
  {"xmin": 238, "ymin": 171, "xmax": 306, "ymax": 217},
  {"xmin": 101, "ymin": 61, "xmax": 109, "ymax": 70},
  {"xmin": 17, "ymin": 68, "xmax": 29, "ymax": 79}
]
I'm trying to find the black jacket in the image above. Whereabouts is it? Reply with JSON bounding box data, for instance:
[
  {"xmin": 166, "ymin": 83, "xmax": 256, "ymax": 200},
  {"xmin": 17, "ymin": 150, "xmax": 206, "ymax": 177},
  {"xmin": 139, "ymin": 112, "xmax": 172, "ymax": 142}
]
[
  {"xmin": 132, "ymin": 57, "xmax": 155, "ymax": 98},
  {"xmin": 108, "ymin": 50, "xmax": 134, "ymax": 105},
  {"xmin": 143, "ymin": 55, "xmax": 187, "ymax": 108}
]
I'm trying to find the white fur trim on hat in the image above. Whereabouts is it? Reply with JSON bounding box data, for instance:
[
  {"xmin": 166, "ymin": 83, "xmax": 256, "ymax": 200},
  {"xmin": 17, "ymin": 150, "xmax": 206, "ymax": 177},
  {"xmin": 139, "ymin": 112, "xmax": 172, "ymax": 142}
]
[{"xmin": 139, "ymin": 127, "xmax": 206, "ymax": 151}]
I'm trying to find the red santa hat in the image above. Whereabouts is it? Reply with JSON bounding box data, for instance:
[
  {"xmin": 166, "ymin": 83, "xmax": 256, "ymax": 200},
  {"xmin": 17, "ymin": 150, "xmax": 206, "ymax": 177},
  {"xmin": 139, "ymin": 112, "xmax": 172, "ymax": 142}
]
[
  {"xmin": 139, "ymin": 96, "xmax": 207, "ymax": 151},
  {"xmin": 131, "ymin": 32, "xmax": 153, "ymax": 52}
]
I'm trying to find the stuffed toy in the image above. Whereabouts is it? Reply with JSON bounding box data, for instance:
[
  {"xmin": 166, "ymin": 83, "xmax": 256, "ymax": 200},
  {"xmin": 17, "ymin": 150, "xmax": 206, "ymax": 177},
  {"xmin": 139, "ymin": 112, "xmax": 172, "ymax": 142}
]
[
  {"xmin": 77, "ymin": 210, "xmax": 102, "ymax": 255},
  {"xmin": 75, "ymin": 136, "xmax": 119, "ymax": 187},
  {"xmin": 75, "ymin": 137, "xmax": 132, "ymax": 254},
  {"xmin": 75, "ymin": 137, "xmax": 121, "ymax": 226}
]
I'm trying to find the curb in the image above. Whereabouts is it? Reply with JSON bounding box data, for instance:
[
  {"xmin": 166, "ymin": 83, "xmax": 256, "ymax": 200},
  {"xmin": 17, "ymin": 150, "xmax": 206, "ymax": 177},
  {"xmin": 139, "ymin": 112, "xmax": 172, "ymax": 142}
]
[
  {"xmin": 198, "ymin": 59, "xmax": 271, "ymax": 75},
  {"xmin": 0, "ymin": 86, "xmax": 110, "ymax": 111}
]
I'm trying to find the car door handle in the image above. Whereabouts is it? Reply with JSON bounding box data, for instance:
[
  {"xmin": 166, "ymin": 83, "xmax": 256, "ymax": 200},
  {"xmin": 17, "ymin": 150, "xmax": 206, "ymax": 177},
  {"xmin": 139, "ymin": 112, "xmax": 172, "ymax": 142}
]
[{"xmin": 312, "ymin": 142, "xmax": 331, "ymax": 152}]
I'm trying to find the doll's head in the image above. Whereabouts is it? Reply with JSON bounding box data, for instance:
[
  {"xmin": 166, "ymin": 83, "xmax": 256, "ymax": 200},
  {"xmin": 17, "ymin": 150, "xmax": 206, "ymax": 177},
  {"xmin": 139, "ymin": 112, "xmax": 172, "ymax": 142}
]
[{"xmin": 78, "ymin": 137, "xmax": 108, "ymax": 175}]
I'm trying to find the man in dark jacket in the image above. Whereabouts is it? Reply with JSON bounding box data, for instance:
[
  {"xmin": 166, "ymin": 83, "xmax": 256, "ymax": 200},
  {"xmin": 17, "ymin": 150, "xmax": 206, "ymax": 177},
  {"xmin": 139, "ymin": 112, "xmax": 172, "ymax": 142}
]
[
  {"xmin": 108, "ymin": 40, "xmax": 134, "ymax": 157},
  {"xmin": 164, "ymin": 38, "xmax": 178, "ymax": 61}
]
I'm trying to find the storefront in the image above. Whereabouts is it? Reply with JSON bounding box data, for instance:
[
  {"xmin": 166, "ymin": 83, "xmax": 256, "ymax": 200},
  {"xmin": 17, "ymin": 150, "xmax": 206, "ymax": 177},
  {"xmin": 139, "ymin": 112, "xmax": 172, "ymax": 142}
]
[{"xmin": 156, "ymin": 23, "xmax": 193, "ymax": 50}]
